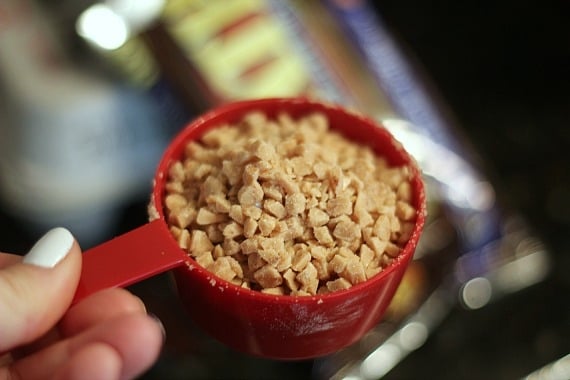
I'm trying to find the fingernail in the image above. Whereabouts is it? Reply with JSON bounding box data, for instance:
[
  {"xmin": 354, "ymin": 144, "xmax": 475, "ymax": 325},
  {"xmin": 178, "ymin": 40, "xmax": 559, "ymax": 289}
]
[
  {"xmin": 148, "ymin": 313, "xmax": 167, "ymax": 343},
  {"xmin": 23, "ymin": 227, "xmax": 74, "ymax": 268}
]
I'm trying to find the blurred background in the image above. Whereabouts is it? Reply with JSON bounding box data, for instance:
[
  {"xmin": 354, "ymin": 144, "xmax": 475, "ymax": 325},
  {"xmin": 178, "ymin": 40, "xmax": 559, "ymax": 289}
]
[{"xmin": 0, "ymin": 0, "xmax": 568, "ymax": 379}]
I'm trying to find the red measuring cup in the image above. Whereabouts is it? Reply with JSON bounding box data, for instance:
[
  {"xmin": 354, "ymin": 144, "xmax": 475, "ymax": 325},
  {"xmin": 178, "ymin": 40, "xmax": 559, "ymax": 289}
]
[{"xmin": 73, "ymin": 97, "xmax": 427, "ymax": 360}]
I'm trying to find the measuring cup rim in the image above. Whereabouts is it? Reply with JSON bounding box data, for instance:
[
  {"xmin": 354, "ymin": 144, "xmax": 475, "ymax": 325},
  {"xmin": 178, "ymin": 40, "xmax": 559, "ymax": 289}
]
[{"xmin": 150, "ymin": 97, "xmax": 427, "ymax": 304}]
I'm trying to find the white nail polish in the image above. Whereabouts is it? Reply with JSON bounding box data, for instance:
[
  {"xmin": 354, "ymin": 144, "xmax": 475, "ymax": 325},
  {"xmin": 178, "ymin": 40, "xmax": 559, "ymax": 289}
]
[{"xmin": 23, "ymin": 227, "xmax": 74, "ymax": 268}]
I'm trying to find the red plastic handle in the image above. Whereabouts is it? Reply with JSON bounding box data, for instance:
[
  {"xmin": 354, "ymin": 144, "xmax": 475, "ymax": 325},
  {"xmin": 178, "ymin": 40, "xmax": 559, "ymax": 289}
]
[{"xmin": 72, "ymin": 219, "xmax": 188, "ymax": 304}]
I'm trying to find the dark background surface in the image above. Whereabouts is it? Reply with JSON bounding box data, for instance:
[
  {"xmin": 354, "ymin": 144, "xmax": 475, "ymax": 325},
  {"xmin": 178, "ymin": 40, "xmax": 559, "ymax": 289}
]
[
  {"xmin": 1, "ymin": 0, "xmax": 569, "ymax": 379},
  {"xmin": 373, "ymin": 0, "xmax": 570, "ymax": 378}
]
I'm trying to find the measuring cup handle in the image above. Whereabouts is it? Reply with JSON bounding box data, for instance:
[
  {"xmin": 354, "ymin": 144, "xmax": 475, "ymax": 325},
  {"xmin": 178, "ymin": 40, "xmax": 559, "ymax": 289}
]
[{"xmin": 72, "ymin": 219, "xmax": 187, "ymax": 304}]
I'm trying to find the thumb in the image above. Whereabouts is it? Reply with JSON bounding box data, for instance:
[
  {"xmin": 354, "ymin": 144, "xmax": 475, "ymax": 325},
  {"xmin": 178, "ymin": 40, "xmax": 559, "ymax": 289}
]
[{"xmin": 0, "ymin": 227, "xmax": 81, "ymax": 352}]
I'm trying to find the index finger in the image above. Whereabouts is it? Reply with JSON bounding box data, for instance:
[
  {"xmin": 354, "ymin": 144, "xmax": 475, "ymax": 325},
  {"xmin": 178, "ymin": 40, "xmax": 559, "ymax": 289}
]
[{"xmin": 59, "ymin": 288, "xmax": 147, "ymax": 337}]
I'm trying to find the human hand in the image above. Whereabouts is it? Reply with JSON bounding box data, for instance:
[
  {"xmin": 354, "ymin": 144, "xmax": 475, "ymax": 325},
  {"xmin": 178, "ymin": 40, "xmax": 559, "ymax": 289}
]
[{"xmin": 0, "ymin": 227, "xmax": 164, "ymax": 380}]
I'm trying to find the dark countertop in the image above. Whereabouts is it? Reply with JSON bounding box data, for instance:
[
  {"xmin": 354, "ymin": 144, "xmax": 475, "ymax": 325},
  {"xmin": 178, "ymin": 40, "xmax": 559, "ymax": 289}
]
[{"xmin": 1, "ymin": 1, "xmax": 568, "ymax": 379}]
